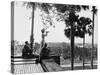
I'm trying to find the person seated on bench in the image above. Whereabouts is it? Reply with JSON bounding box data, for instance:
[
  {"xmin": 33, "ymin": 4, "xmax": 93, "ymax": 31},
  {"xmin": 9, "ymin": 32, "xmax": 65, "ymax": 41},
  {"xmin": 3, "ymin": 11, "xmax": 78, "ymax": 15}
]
[
  {"xmin": 40, "ymin": 43, "xmax": 50, "ymax": 60},
  {"xmin": 22, "ymin": 41, "xmax": 32, "ymax": 58}
]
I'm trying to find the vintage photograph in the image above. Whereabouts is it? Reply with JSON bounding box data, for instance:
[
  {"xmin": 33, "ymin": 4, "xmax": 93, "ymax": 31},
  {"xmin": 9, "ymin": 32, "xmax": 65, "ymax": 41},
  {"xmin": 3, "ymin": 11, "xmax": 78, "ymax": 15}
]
[{"xmin": 11, "ymin": 1, "xmax": 98, "ymax": 74}]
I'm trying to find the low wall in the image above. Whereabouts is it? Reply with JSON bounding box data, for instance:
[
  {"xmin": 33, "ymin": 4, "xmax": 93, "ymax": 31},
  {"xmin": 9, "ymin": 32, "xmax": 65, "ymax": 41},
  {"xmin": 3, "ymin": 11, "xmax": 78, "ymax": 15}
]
[{"xmin": 41, "ymin": 59, "xmax": 64, "ymax": 72}]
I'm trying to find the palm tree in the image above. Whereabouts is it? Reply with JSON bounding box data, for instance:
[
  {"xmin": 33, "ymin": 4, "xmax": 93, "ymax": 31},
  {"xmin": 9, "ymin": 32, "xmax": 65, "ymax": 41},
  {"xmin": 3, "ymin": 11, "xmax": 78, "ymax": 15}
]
[
  {"xmin": 54, "ymin": 4, "xmax": 89, "ymax": 70},
  {"xmin": 91, "ymin": 6, "xmax": 97, "ymax": 69},
  {"xmin": 77, "ymin": 17, "xmax": 92, "ymax": 69},
  {"xmin": 69, "ymin": 9, "xmax": 76, "ymax": 70}
]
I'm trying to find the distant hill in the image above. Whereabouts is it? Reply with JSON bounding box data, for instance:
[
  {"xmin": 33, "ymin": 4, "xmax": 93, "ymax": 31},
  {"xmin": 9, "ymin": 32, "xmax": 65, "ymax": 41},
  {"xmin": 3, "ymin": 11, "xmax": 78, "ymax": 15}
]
[
  {"xmin": 47, "ymin": 42, "xmax": 70, "ymax": 48},
  {"xmin": 47, "ymin": 42, "xmax": 97, "ymax": 48}
]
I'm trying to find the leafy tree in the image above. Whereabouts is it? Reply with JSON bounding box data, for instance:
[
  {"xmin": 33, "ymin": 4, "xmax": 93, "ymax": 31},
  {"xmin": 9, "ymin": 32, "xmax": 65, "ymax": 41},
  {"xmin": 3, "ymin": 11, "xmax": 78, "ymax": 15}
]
[
  {"xmin": 53, "ymin": 4, "xmax": 91, "ymax": 70},
  {"xmin": 23, "ymin": 2, "xmax": 53, "ymax": 49}
]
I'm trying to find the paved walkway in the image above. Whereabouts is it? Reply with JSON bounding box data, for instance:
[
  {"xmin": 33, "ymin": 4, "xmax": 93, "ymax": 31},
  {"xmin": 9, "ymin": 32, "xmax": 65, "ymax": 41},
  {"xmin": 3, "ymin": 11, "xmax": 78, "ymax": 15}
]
[
  {"xmin": 12, "ymin": 58, "xmax": 44, "ymax": 74},
  {"xmin": 13, "ymin": 64, "xmax": 44, "ymax": 74}
]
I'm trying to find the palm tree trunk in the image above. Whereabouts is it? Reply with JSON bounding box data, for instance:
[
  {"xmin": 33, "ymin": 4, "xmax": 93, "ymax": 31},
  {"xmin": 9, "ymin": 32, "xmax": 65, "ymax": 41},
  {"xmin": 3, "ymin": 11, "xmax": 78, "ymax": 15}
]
[
  {"xmin": 82, "ymin": 35, "xmax": 85, "ymax": 69},
  {"xmin": 71, "ymin": 22, "xmax": 74, "ymax": 70},
  {"xmin": 69, "ymin": 11, "xmax": 75, "ymax": 70},
  {"xmin": 91, "ymin": 6, "xmax": 95, "ymax": 69}
]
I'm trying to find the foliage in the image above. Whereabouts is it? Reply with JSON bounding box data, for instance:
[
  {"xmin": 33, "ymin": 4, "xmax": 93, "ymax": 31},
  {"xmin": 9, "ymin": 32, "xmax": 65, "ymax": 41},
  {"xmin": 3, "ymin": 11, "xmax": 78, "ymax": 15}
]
[
  {"xmin": 64, "ymin": 16, "xmax": 92, "ymax": 38},
  {"xmin": 53, "ymin": 4, "xmax": 92, "ymax": 39},
  {"xmin": 23, "ymin": 2, "xmax": 55, "ymax": 36}
]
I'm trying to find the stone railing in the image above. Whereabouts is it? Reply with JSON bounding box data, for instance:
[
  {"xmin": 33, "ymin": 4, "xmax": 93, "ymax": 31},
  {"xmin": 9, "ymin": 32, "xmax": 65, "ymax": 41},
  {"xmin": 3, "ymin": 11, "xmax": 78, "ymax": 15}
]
[{"xmin": 41, "ymin": 58, "xmax": 64, "ymax": 72}]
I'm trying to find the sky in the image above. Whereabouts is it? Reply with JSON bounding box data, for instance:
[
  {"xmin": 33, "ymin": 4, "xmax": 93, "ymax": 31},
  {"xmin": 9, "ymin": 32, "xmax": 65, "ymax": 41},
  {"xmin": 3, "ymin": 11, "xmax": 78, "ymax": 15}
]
[{"xmin": 14, "ymin": 2, "xmax": 98, "ymax": 44}]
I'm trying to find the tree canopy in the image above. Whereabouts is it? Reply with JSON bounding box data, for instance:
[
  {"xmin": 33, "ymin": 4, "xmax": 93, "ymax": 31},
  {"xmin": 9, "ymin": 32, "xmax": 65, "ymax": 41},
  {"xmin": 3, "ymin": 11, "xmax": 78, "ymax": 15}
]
[
  {"xmin": 23, "ymin": 2, "xmax": 93, "ymax": 39},
  {"xmin": 53, "ymin": 4, "xmax": 92, "ymax": 39}
]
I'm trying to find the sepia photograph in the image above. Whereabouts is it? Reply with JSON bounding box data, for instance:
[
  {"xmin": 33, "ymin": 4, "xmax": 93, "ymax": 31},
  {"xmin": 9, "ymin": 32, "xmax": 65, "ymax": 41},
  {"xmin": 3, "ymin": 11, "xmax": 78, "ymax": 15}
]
[{"xmin": 11, "ymin": 1, "xmax": 98, "ymax": 74}]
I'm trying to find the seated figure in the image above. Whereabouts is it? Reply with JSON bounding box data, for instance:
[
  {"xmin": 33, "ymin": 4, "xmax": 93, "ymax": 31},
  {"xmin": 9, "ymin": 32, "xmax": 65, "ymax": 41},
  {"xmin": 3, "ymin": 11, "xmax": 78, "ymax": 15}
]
[
  {"xmin": 40, "ymin": 43, "xmax": 50, "ymax": 59},
  {"xmin": 22, "ymin": 41, "xmax": 32, "ymax": 58}
]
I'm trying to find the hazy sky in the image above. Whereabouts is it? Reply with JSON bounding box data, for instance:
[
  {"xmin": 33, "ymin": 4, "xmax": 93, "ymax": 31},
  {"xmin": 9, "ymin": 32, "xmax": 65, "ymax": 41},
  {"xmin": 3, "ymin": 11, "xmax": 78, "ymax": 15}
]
[{"xmin": 14, "ymin": 2, "xmax": 98, "ymax": 44}]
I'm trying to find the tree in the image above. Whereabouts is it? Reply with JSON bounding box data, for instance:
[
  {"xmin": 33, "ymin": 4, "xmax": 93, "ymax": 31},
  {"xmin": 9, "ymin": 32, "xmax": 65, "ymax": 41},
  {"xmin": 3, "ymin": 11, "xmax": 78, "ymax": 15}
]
[
  {"xmin": 91, "ymin": 6, "xmax": 97, "ymax": 69},
  {"xmin": 53, "ymin": 4, "xmax": 90, "ymax": 70},
  {"xmin": 77, "ymin": 17, "xmax": 92, "ymax": 69},
  {"xmin": 23, "ymin": 2, "xmax": 53, "ymax": 50},
  {"xmin": 64, "ymin": 14, "xmax": 92, "ymax": 69}
]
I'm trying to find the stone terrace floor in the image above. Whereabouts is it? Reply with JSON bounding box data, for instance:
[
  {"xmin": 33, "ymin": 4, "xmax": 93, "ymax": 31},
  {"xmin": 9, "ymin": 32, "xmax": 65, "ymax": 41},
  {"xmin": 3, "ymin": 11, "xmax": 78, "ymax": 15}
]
[{"xmin": 11, "ymin": 58, "xmax": 44, "ymax": 74}]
